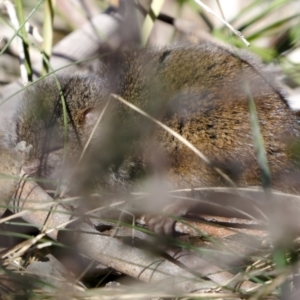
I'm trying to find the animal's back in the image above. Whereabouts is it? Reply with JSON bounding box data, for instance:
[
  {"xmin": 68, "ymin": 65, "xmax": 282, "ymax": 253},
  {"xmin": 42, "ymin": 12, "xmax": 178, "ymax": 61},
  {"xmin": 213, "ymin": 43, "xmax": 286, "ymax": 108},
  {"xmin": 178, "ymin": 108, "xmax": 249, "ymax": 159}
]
[
  {"xmin": 115, "ymin": 43, "xmax": 300, "ymax": 191},
  {"xmin": 7, "ymin": 43, "xmax": 300, "ymax": 196}
]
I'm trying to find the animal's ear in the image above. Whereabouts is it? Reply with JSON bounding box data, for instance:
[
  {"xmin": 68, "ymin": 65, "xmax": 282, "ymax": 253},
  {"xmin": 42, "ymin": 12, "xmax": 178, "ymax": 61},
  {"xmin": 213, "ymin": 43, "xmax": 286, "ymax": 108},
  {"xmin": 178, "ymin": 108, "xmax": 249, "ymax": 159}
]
[
  {"xmin": 79, "ymin": 107, "xmax": 102, "ymax": 134},
  {"xmin": 79, "ymin": 96, "xmax": 115, "ymax": 131}
]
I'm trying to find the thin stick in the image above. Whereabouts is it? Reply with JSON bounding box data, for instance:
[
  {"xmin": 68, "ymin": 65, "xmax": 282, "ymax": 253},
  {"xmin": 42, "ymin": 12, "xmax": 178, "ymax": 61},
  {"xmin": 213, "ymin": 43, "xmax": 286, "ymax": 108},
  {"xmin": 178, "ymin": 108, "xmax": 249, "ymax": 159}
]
[
  {"xmin": 194, "ymin": 0, "xmax": 250, "ymax": 47},
  {"xmin": 78, "ymin": 98, "xmax": 111, "ymax": 163}
]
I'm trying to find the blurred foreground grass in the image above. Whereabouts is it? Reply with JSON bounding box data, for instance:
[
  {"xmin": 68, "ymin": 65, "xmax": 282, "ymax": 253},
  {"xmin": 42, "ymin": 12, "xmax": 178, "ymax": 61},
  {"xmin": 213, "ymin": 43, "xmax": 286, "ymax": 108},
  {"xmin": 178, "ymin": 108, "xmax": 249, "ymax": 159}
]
[{"xmin": 0, "ymin": 0, "xmax": 300, "ymax": 299}]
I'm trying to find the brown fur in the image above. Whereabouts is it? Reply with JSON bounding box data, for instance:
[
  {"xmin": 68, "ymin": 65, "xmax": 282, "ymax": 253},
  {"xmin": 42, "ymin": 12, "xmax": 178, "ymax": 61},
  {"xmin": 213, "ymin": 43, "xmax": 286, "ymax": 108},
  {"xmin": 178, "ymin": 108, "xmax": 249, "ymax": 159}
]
[{"xmin": 8, "ymin": 42, "xmax": 300, "ymax": 233}]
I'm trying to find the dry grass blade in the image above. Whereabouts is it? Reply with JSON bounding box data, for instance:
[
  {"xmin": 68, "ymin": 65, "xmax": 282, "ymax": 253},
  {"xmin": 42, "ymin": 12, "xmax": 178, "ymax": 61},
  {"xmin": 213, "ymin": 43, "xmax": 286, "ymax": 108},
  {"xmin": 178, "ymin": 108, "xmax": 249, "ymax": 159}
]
[
  {"xmin": 10, "ymin": 179, "xmax": 261, "ymax": 294},
  {"xmin": 111, "ymin": 93, "xmax": 236, "ymax": 188},
  {"xmin": 79, "ymin": 98, "xmax": 111, "ymax": 163}
]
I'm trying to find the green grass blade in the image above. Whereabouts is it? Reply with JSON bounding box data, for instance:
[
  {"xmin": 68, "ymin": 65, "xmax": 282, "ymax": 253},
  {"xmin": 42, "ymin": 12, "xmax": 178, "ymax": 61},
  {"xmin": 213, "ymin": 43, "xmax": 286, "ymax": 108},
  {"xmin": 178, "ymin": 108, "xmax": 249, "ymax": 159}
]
[
  {"xmin": 246, "ymin": 83, "xmax": 271, "ymax": 190},
  {"xmin": 15, "ymin": 0, "xmax": 33, "ymax": 82},
  {"xmin": 42, "ymin": 0, "xmax": 55, "ymax": 74},
  {"xmin": 247, "ymin": 14, "xmax": 300, "ymax": 41}
]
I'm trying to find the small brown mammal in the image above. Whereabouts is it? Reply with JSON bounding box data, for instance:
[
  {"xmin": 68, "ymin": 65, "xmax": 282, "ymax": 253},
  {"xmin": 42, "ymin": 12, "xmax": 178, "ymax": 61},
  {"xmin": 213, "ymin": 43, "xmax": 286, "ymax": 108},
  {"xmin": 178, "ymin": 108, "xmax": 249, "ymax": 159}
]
[{"xmin": 6, "ymin": 42, "xmax": 300, "ymax": 234}]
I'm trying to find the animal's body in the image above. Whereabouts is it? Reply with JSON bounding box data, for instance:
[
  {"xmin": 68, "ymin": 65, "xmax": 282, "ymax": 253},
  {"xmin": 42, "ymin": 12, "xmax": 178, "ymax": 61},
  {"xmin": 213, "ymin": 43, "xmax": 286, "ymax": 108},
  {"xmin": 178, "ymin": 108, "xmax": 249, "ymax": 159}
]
[{"xmin": 6, "ymin": 42, "xmax": 300, "ymax": 233}]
